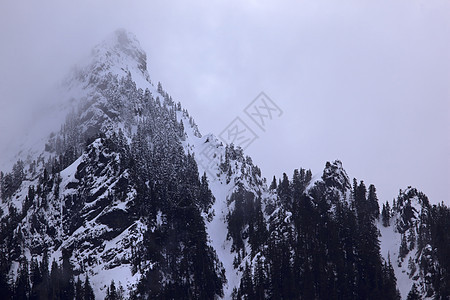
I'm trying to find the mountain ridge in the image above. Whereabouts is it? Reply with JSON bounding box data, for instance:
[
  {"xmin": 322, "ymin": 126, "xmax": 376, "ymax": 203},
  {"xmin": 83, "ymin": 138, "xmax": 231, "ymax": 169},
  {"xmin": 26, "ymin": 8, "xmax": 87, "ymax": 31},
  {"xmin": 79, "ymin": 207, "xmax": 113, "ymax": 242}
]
[{"xmin": 0, "ymin": 30, "xmax": 448, "ymax": 300}]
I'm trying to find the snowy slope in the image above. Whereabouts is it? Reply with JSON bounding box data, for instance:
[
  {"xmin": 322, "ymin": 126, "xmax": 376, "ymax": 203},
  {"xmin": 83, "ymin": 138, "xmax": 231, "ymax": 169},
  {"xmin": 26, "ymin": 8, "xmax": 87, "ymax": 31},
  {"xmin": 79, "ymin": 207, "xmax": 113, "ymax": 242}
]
[
  {"xmin": 378, "ymin": 220, "xmax": 414, "ymax": 298},
  {"xmin": 179, "ymin": 111, "xmax": 270, "ymax": 298},
  {"xmin": 378, "ymin": 187, "xmax": 435, "ymax": 299}
]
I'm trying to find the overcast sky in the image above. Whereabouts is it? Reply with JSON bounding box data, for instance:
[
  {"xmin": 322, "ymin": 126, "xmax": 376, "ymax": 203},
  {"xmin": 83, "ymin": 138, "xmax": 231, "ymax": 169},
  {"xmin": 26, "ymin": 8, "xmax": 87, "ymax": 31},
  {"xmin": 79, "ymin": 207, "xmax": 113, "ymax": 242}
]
[{"xmin": 0, "ymin": 0, "xmax": 449, "ymax": 204}]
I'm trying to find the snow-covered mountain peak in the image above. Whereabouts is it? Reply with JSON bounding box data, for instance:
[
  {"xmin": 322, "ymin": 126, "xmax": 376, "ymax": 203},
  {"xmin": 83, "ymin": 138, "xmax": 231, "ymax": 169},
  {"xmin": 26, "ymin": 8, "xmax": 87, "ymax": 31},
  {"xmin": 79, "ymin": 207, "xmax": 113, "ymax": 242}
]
[
  {"xmin": 103, "ymin": 29, "xmax": 146, "ymax": 59},
  {"xmin": 321, "ymin": 159, "xmax": 351, "ymax": 192},
  {"xmin": 93, "ymin": 29, "xmax": 147, "ymax": 73},
  {"xmin": 67, "ymin": 29, "xmax": 151, "ymax": 92},
  {"xmin": 394, "ymin": 187, "xmax": 430, "ymax": 234},
  {"xmin": 396, "ymin": 187, "xmax": 430, "ymax": 209}
]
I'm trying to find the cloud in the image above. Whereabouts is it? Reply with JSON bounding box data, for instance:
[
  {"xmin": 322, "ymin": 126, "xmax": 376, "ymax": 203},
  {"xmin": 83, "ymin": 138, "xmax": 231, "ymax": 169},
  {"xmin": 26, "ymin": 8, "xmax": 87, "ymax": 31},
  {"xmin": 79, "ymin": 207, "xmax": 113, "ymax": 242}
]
[{"xmin": 0, "ymin": 0, "xmax": 449, "ymax": 203}]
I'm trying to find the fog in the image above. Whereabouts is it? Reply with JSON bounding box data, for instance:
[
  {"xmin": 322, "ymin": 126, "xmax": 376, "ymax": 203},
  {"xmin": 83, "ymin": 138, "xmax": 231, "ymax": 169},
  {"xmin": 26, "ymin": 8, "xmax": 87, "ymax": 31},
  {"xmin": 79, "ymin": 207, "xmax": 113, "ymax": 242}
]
[{"xmin": 1, "ymin": 0, "xmax": 449, "ymax": 204}]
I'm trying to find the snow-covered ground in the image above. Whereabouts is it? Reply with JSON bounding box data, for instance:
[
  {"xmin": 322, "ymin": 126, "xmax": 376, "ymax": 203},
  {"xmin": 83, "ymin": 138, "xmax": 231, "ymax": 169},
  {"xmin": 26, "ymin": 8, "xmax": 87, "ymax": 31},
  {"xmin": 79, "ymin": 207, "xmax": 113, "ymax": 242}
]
[
  {"xmin": 378, "ymin": 220, "xmax": 414, "ymax": 299},
  {"xmin": 178, "ymin": 110, "xmax": 239, "ymax": 298}
]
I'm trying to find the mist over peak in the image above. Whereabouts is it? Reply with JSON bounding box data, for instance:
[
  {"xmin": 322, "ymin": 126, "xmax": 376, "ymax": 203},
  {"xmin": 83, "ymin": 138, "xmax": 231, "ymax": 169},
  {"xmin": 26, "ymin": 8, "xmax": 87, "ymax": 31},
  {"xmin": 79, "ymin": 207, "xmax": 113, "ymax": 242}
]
[
  {"xmin": 94, "ymin": 29, "xmax": 147, "ymax": 72},
  {"xmin": 65, "ymin": 29, "xmax": 151, "ymax": 93}
]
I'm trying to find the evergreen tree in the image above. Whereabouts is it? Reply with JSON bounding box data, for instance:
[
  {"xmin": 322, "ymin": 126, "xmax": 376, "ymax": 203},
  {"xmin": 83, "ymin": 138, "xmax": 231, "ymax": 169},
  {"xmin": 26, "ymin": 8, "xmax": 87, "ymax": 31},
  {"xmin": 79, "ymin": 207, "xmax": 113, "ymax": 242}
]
[
  {"xmin": 354, "ymin": 181, "xmax": 384, "ymax": 299},
  {"xmin": 251, "ymin": 197, "xmax": 267, "ymax": 254},
  {"xmin": 292, "ymin": 168, "xmax": 302, "ymax": 200},
  {"xmin": 74, "ymin": 277, "xmax": 83, "ymax": 300},
  {"xmin": 84, "ymin": 275, "xmax": 95, "ymax": 300},
  {"xmin": 406, "ymin": 283, "xmax": 420, "ymax": 300},
  {"xmin": 29, "ymin": 257, "xmax": 42, "ymax": 300},
  {"xmin": 0, "ymin": 248, "xmax": 11, "ymax": 299},
  {"xmin": 253, "ymin": 256, "xmax": 266, "ymax": 300},
  {"xmin": 38, "ymin": 249, "xmax": 50, "ymax": 299},
  {"xmin": 239, "ymin": 262, "xmax": 254, "ymax": 300},
  {"xmin": 407, "ymin": 229, "xmax": 416, "ymax": 251},
  {"xmin": 15, "ymin": 257, "xmax": 31, "ymax": 300},
  {"xmin": 427, "ymin": 203, "xmax": 450, "ymax": 298},
  {"xmin": 368, "ymin": 184, "xmax": 380, "ymax": 218},
  {"xmin": 382, "ymin": 201, "xmax": 391, "ymax": 227},
  {"xmin": 277, "ymin": 173, "xmax": 291, "ymax": 209},
  {"xmin": 49, "ymin": 259, "xmax": 61, "ymax": 299},
  {"xmin": 60, "ymin": 249, "xmax": 75, "ymax": 300},
  {"xmin": 105, "ymin": 280, "xmax": 118, "ymax": 300},
  {"xmin": 269, "ymin": 176, "xmax": 277, "ymax": 190},
  {"xmin": 198, "ymin": 172, "xmax": 214, "ymax": 213},
  {"xmin": 399, "ymin": 234, "xmax": 409, "ymax": 259},
  {"xmin": 382, "ymin": 255, "xmax": 401, "ymax": 299}
]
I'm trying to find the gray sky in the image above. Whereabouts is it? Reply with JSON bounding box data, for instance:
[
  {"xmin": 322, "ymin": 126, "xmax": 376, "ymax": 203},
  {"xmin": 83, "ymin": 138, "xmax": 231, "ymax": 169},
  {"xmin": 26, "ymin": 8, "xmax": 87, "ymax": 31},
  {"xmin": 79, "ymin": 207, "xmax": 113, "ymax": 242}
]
[{"xmin": 0, "ymin": 0, "xmax": 449, "ymax": 204}]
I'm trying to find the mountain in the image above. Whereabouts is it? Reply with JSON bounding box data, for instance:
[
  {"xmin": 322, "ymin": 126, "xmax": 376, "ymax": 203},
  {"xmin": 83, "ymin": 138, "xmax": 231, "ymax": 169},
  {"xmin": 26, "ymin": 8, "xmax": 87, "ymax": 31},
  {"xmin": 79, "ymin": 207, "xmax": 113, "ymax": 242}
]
[
  {"xmin": 379, "ymin": 187, "xmax": 450, "ymax": 299},
  {"xmin": 0, "ymin": 29, "xmax": 448, "ymax": 300}
]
